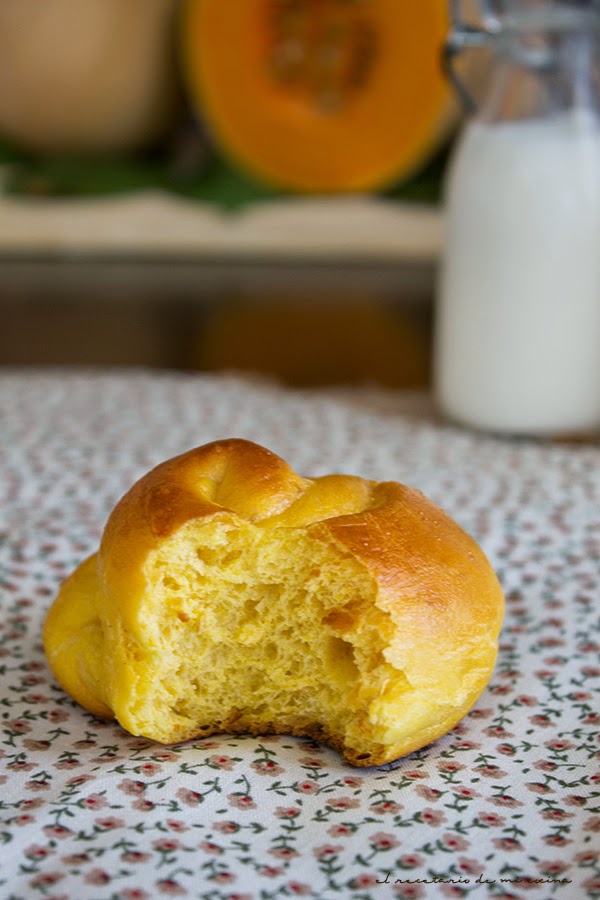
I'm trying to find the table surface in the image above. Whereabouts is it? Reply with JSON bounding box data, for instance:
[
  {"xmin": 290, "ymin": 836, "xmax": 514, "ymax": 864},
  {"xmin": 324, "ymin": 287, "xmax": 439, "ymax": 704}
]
[{"xmin": 1, "ymin": 369, "xmax": 598, "ymax": 900}]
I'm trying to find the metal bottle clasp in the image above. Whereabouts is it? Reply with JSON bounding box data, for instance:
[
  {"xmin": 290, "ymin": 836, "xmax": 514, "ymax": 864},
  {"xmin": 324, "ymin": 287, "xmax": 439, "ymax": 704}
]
[{"xmin": 443, "ymin": 0, "xmax": 491, "ymax": 113}]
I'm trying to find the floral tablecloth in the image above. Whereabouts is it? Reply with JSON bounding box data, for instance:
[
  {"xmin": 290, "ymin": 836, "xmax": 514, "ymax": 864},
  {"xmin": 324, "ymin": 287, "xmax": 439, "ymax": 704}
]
[{"xmin": 1, "ymin": 369, "xmax": 598, "ymax": 900}]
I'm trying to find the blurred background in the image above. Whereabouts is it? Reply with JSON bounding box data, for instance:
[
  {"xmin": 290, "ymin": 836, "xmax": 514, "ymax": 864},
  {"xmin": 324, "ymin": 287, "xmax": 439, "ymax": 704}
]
[{"xmin": 0, "ymin": 0, "xmax": 486, "ymax": 388}]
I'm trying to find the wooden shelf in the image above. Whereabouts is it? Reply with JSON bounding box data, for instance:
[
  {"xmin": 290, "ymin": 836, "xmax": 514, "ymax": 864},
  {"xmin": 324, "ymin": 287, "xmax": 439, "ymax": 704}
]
[{"xmin": 0, "ymin": 190, "xmax": 442, "ymax": 263}]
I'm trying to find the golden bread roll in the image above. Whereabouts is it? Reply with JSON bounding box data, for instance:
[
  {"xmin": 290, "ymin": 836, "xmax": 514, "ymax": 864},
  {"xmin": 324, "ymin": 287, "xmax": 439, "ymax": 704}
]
[{"xmin": 43, "ymin": 438, "xmax": 504, "ymax": 766}]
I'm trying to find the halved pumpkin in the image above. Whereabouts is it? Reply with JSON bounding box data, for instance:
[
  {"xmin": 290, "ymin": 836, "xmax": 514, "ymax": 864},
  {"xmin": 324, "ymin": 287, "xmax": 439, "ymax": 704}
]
[{"xmin": 182, "ymin": 0, "xmax": 455, "ymax": 193}]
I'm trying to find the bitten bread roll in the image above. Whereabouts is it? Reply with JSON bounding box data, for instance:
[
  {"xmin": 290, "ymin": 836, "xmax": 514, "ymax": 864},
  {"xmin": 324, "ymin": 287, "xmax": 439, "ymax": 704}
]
[{"xmin": 44, "ymin": 438, "xmax": 504, "ymax": 766}]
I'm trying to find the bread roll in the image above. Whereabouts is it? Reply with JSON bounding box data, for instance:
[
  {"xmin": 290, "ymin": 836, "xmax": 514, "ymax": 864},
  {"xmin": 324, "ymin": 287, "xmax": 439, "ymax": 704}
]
[{"xmin": 43, "ymin": 438, "xmax": 504, "ymax": 766}]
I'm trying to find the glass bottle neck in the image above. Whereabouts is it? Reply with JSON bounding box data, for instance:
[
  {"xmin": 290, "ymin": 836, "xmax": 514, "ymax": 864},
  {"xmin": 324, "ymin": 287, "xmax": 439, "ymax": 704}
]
[{"xmin": 479, "ymin": 23, "xmax": 600, "ymax": 123}]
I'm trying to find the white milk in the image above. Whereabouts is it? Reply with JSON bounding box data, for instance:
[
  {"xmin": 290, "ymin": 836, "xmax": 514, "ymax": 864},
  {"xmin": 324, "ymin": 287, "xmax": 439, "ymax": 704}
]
[{"xmin": 435, "ymin": 112, "xmax": 600, "ymax": 435}]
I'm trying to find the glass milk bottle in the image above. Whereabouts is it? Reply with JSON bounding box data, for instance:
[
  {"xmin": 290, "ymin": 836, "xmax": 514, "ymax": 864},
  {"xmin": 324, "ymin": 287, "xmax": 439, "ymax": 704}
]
[{"xmin": 434, "ymin": 0, "xmax": 600, "ymax": 436}]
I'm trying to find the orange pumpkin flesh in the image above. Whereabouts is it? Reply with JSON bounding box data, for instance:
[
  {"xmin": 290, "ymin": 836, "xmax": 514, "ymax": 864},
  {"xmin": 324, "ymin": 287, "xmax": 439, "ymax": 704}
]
[{"xmin": 182, "ymin": 0, "xmax": 454, "ymax": 193}]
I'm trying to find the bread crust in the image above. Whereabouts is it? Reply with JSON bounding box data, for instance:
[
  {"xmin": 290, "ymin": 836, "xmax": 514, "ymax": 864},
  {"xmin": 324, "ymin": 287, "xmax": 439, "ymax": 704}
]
[{"xmin": 44, "ymin": 438, "xmax": 504, "ymax": 765}]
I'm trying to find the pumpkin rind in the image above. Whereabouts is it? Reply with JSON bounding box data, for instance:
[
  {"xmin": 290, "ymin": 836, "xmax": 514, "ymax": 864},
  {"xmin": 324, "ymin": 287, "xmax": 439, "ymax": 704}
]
[{"xmin": 182, "ymin": 0, "xmax": 456, "ymax": 192}]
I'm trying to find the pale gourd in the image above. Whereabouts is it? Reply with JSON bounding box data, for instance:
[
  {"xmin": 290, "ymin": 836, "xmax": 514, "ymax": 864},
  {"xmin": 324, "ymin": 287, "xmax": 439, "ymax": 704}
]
[{"xmin": 0, "ymin": 0, "xmax": 180, "ymax": 154}]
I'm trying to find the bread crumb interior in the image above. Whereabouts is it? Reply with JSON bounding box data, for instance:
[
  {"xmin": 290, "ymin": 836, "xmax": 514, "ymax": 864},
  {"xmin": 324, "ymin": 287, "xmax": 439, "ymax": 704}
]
[{"xmin": 133, "ymin": 518, "xmax": 406, "ymax": 761}]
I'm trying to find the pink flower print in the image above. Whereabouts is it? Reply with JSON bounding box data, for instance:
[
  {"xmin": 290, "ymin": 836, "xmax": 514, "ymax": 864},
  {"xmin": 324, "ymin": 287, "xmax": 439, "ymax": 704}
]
[
  {"xmin": 227, "ymin": 793, "xmax": 256, "ymax": 810},
  {"xmin": 437, "ymin": 760, "xmax": 465, "ymax": 773},
  {"xmin": 492, "ymin": 837, "xmax": 523, "ymax": 851},
  {"xmin": 441, "ymin": 833, "xmax": 470, "ymax": 851},
  {"xmin": 211, "ymin": 870, "xmax": 237, "ymax": 884},
  {"xmin": 94, "ymin": 817, "xmax": 125, "ymax": 829},
  {"xmin": 257, "ymin": 867, "xmax": 283, "ymax": 879},
  {"xmin": 153, "ymin": 838, "xmax": 182, "ymax": 853},
  {"xmin": 404, "ymin": 769, "xmax": 429, "ymax": 779},
  {"xmin": 30, "ymin": 873, "xmax": 64, "ymax": 889},
  {"xmin": 415, "ymin": 785, "xmax": 442, "ymax": 802},
  {"xmin": 313, "ymin": 844, "xmax": 343, "ymax": 860},
  {"xmin": 583, "ymin": 816, "xmax": 600, "ymax": 831},
  {"xmin": 342, "ymin": 775, "xmax": 364, "ymax": 787},
  {"xmin": 538, "ymin": 860, "xmax": 570, "ymax": 877},
  {"xmin": 138, "ymin": 762, "xmax": 162, "ymax": 776},
  {"xmin": 458, "ymin": 857, "xmax": 482, "ymax": 875},
  {"xmin": 540, "ymin": 807, "xmax": 573, "ymax": 821},
  {"xmin": 199, "ymin": 841, "xmax": 222, "ymax": 855},
  {"xmin": 288, "ymin": 883, "xmax": 313, "ymax": 896},
  {"xmin": 496, "ymin": 743, "xmax": 517, "ymax": 756},
  {"xmin": 274, "ymin": 806, "xmax": 301, "ymax": 818},
  {"xmin": 209, "ymin": 755, "xmax": 236, "ymax": 770},
  {"xmin": 488, "ymin": 684, "xmax": 511, "ymax": 696},
  {"xmin": 24, "ymin": 845, "xmax": 54, "ymax": 860},
  {"xmin": 440, "ymin": 886, "xmax": 469, "ymax": 899},
  {"xmin": 83, "ymin": 793, "xmax": 107, "ymax": 810},
  {"xmin": 22, "ymin": 660, "xmax": 45, "ymax": 671},
  {"xmin": 477, "ymin": 811, "xmax": 506, "ymax": 827},
  {"xmin": 118, "ymin": 778, "xmax": 146, "ymax": 795},
  {"xmin": 121, "ymin": 891, "xmax": 151, "ymax": 900},
  {"xmin": 22, "ymin": 673, "xmax": 46, "ymax": 687},
  {"xmin": 369, "ymin": 832, "xmax": 400, "ymax": 851},
  {"xmin": 54, "ymin": 758, "xmax": 82, "ymax": 770},
  {"xmin": 90, "ymin": 752, "xmax": 124, "ymax": 764},
  {"xmin": 251, "ymin": 759, "xmax": 284, "ymax": 776},
  {"xmin": 451, "ymin": 740, "xmax": 479, "ymax": 751},
  {"xmin": 370, "ymin": 800, "xmax": 403, "ymax": 814},
  {"xmin": 156, "ymin": 880, "xmax": 188, "ymax": 895},
  {"xmin": 575, "ymin": 850, "xmax": 599, "ymax": 864},
  {"xmin": 151, "ymin": 750, "xmax": 179, "ymax": 762},
  {"xmin": 526, "ymin": 782, "xmax": 554, "ymax": 795},
  {"xmin": 5, "ymin": 719, "xmax": 32, "ymax": 734},
  {"xmin": 121, "ymin": 852, "xmax": 152, "ymax": 863},
  {"xmin": 129, "ymin": 739, "xmax": 152, "ymax": 751},
  {"xmin": 474, "ymin": 764, "xmax": 507, "ymax": 778},
  {"xmin": 20, "ymin": 798, "xmax": 45, "ymax": 811},
  {"xmin": 326, "ymin": 796, "xmax": 360, "ymax": 811},
  {"xmin": 132, "ymin": 799, "xmax": 155, "ymax": 812},
  {"xmin": 529, "ymin": 714, "xmax": 553, "ymax": 728},
  {"xmin": 166, "ymin": 819, "xmax": 189, "ymax": 832},
  {"xmin": 544, "ymin": 738, "xmax": 576, "ymax": 752},
  {"xmin": 565, "ymin": 794, "xmax": 587, "ymax": 807},
  {"xmin": 299, "ymin": 756, "xmax": 325, "ymax": 767},
  {"xmin": 176, "ymin": 787, "xmax": 203, "ymax": 806},
  {"xmin": 296, "ymin": 780, "xmax": 319, "ymax": 794},
  {"xmin": 66, "ymin": 774, "xmax": 94, "ymax": 787},
  {"xmin": 43, "ymin": 825, "xmax": 74, "ymax": 840},
  {"xmin": 48, "ymin": 709, "xmax": 69, "ymax": 723},
  {"xmin": 453, "ymin": 786, "xmax": 480, "ymax": 799},
  {"xmin": 26, "ymin": 779, "xmax": 51, "ymax": 791},
  {"xmin": 350, "ymin": 874, "xmax": 380, "ymax": 889},
  {"xmin": 583, "ymin": 876, "xmax": 600, "ymax": 895},
  {"xmin": 62, "ymin": 854, "xmax": 91, "ymax": 865},
  {"xmin": 533, "ymin": 759, "xmax": 558, "ymax": 772},
  {"xmin": 516, "ymin": 694, "xmax": 538, "ymax": 706},
  {"xmin": 398, "ymin": 853, "xmax": 424, "ymax": 868},
  {"xmin": 393, "ymin": 884, "xmax": 425, "ymax": 899},
  {"xmin": 84, "ymin": 869, "xmax": 110, "ymax": 886},
  {"xmin": 420, "ymin": 807, "xmax": 447, "ymax": 826},
  {"xmin": 23, "ymin": 739, "xmax": 51, "ymax": 751},
  {"xmin": 73, "ymin": 739, "xmax": 96, "ymax": 750},
  {"xmin": 8, "ymin": 761, "xmax": 36, "ymax": 773},
  {"xmin": 212, "ymin": 820, "xmax": 240, "ymax": 834},
  {"xmin": 543, "ymin": 835, "xmax": 572, "ymax": 847},
  {"xmin": 268, "ymin": 847, "xmax": 300, "ymax": 860},
  {"xmin": 491, "ymin": 794, "xmax": 524, "ymax": 808},
  {"xmin": 582, "ymin": 666, "xmax": 600, "ymax": 677},
  {"xmin": 13, "ymin": 815, "xmax": 34, "ymax": 826},
  {"xmin": 328, "ymin": 824, "xmax": 354, "ymax": 837}
]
